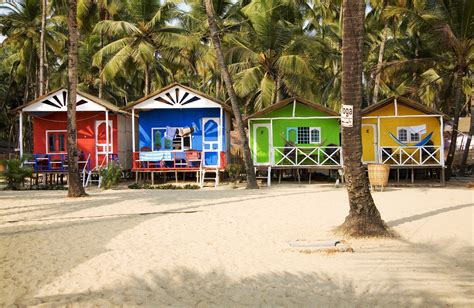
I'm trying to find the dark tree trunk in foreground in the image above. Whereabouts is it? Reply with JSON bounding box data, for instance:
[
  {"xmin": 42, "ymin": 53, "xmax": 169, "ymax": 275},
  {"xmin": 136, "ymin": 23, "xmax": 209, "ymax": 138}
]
[
  {"xmin": 336, "ymin": 0, "xmax": 391, "ymax": 237},
  {"xmin": 67, "ymin": 0, "xmax": 87, "ymax": 197},
  {"xmin": 459, "ymin": 93, "xmax": 473, "ymax": 176},
  {"xmin": 445, "ymin": 72, "xmax": 463, "ymax": 180},
  {"xmin": 204, "ymin": 0, "xmax": 258, "ymax": 189}
]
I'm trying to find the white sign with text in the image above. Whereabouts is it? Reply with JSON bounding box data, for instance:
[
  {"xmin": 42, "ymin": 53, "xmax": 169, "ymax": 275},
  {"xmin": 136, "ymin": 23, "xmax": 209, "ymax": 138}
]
[{"xmin": 341, "ymin": 104, "xmax": 353, "ymax": 127}]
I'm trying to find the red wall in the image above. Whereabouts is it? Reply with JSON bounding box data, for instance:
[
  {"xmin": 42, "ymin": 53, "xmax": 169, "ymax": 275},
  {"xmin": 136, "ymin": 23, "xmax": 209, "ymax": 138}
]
[{"xmin": 32, "ymin": 112, "xmax": 118, "ymax": 169}]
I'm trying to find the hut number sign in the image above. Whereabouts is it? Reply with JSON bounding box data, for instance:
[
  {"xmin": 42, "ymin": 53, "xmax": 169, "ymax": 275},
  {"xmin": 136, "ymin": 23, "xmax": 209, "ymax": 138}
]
[{"xmin": 341, "ymin": 105, "xmax": 353, "ymax": 127}]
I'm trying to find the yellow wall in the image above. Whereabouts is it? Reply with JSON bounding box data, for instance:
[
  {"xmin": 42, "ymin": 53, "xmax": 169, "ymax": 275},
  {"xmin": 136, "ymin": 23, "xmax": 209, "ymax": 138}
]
[{"xmin": 361, "ymin": 101, "xmax": 442, "ymax": 161}]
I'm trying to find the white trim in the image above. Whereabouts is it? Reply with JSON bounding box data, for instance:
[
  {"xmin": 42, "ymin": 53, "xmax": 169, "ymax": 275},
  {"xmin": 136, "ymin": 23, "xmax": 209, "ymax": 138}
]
[
  {"xmin": 202, "ymin": 117, "xmax": 220, "ymax": 167},
  {"xmin": 45, "ymin": 130, "xmax": 67, "ymax": 154},
  {"xmin": 219, "ymin": 107, "xmax": 223, "ymax": 168},
  {"xmin": 394, "ymin": 98, "xmax": 398, "ymax": 116},
  {"xmin": 132, "ymin": 108, "xmax": 136, "ymax": 152},
  {"xmin": 95, "ymin": 120, "xmax": 113, "ymax": 167},
  {"xmin": 397, "ymin": 126, "xmax": 422, "ymax": 142},
  {"xmin": 292, "ymin": 99, "xmax": 296, "ymax": 117},
  {"xmin": 440, "ymin": 116, "xmax": 445, "ymax": 167},
  {"xmin": 22, "ymin": 89, "xmax": 107, "ymax": 112},
  {"xmin": 251, "ymin": 116, "xmax": 340, "ymax": 121},
  {"xmin": 133, "ymin": 85, "xmax": 222, "ymax": 110},
  {"xmin": 19, "ymin": 112, "xmax": 23, "ymax": 158},
  {"xmin": 362, "ymin": 124, "xmax": 377, "ymax": 163},
  {"xmin": 252, "ymin": 123, "xmax": 272, "ymax": 165},
  {"xmin": 309, "ymin": 127, "xmax": 321, "ymax": 144},
  {"xmin": 105, "ymin": 111, "xmax": 109, "ymax": 164},
  {"xmin": 363, "ymin": 114, "xmax": 442, "ymax": 119}
]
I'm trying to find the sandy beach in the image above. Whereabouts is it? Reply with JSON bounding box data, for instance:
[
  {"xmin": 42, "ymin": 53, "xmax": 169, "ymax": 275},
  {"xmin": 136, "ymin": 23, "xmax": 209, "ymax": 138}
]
[{"xmin": 0, "ymin": 184, "xmax": 472, "ymax": 307}]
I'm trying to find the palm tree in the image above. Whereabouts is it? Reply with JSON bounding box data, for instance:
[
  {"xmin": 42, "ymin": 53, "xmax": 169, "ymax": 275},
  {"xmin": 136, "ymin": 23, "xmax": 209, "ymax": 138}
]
[
  {"xmin": 204, "ymin": 0, "xmax": 258, "ymax": 189},
  {"xmin": 92, "ymin": 0, "xmax": 181, "ymax": 96},
  {"xmin": 337, "ymin": 0, "xmax": 391, "ymax": 237},
  {"xmin": 67, "ymin": 0, "xmax": 87, "ymax": 197},
  {"xmin": 385, "ymin": 0, "xmax": 474, "ymax": 179},
  {"xmin": 227, "ymin": 0, "xmax": 310, "ymax": 109}
]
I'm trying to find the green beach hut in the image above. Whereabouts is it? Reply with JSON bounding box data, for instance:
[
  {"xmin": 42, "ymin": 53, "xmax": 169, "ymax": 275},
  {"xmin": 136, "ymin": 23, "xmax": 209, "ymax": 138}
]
[{"xmin": 247, "ymin": 98, "xmax": 341, "ymax": 185}]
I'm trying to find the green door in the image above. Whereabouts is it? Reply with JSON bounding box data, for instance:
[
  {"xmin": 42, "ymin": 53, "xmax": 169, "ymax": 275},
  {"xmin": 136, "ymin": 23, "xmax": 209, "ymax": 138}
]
[{"xmin": 255, "ymin": 124, "xmax": 271, "ymax": 164}]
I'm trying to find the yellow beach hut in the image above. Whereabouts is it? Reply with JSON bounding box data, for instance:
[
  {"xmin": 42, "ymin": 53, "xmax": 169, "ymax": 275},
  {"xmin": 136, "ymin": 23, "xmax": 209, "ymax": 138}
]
[{"xmin": 361, "ymin": 96, "xmax": 446, "ymax": 183}]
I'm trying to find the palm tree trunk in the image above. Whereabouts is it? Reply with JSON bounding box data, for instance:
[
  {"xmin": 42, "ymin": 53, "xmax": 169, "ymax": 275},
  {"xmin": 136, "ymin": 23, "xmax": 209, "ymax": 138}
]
[
  {"xmin": 459, "ymin": 93, "xmax": 473, "ymax": 175},
  {"xmin": 336, "ymin": 0, "xmax": 390, "ymax": 237},
  {"xmin": 98, "ymin": 31, "xmax": 104, "ymax": 98},
  {"xmin": 39, "ymin": 0, "xmax": 47, "ymax": 96},
  {"xmin": 445, "ymin": 72, "xmax": 463, "ymax": 180},
  {"xmin": 372, "ymin": 22, "xmax": 388, "ymax": 105},
  {"xmin": 274, "ymin": 75, "xmax": 282, "ymax": 104},
  {"xmin": 144, "ymin": 67, "xmax": 150, "ymax": 96},
  {"xmin": 204, "ymin": 0, "xmax": 258, "ymax": 189},
  {"xmin": 67, "ymin": 0, "xmax": 87, "ymax": 197}
]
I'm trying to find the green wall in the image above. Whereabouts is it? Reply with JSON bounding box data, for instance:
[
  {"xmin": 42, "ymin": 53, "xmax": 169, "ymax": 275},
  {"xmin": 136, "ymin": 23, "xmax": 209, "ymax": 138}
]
[{"xmin": 248, "ymin": 101, "xmax": 341, "ymax": 165}]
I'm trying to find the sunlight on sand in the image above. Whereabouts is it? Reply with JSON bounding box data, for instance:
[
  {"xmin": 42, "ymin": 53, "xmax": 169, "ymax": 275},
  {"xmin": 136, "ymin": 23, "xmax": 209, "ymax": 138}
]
[{"xmin": 0, "ymin": 184, "xmax": 472, "ymax": 306}]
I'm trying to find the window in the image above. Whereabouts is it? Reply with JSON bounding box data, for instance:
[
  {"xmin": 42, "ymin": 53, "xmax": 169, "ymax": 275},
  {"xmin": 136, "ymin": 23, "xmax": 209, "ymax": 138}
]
[
  {"xmin": 151, "ymin": 127, "xmax": 192, "ymax": 151},
  {"xmin": 410, "ymin": 132, "xmax": 420, "ymax": 142},
  {"xmin": 310, "ymin": 128, "xmax": 321, "ymax": 143},
  {"xmin": 398, "ymin": 126, "xmax": 423, "ymax": 143},
  {"xmin": 398, "ymin": 128, "xmax": 408, "ymax": 142},
  {"xmin": 294, "ymin": 127, "xmax": 321, "ymax": 144},
  {"xmin": 297, "ymin": 127, "xmax": 310, "ymax": 144},
  {"xmin": 46, "ymin": 131, "xmax": 67, "ymax": 153}
]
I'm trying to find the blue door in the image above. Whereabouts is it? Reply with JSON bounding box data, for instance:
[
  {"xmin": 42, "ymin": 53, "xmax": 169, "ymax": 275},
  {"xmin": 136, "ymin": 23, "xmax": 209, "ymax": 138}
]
[{"xmin": 202, "ymin": 118, "xmax": 220, "ymax": 167}]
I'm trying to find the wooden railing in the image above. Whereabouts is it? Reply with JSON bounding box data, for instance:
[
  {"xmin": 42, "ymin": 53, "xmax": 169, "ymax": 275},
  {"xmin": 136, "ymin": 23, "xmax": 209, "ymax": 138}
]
[
  {"xmin": 272, "ymin": 146, "xmax": 342, "ymax": 167},
  {"xmin": 30, "ymin": 153, "xmax": 91, "ymax": 172},
  {"xmin": 378, "ymin": 146, "xmax": 443, "ymax": 166}
]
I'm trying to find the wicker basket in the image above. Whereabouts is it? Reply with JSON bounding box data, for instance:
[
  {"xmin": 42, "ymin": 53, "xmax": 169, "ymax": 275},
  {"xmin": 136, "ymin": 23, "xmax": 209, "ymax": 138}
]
[{"xmin": 368, "ymin": 164, "xmax": 390, "ymax": 190}]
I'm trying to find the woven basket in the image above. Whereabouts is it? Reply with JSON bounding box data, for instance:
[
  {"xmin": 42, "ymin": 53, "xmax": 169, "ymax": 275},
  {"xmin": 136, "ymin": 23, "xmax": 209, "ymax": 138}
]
[{"xmin": 368, "ymin": 164, "xmax": 390, "ymax": 188}]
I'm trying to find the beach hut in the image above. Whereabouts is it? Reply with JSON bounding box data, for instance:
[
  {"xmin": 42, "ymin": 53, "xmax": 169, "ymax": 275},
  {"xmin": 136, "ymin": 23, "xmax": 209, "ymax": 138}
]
[
  {"xmin": 125, "ymin": 83, "xmax": 231, "ymax": 185},
  {"xmin": 247, "ymin": 97, "xmax": 341, "ymax": 185},
  {"xmin": 14, "ymin": 89, "xmax": 132, "ymax": 182},
  {"xmin": 361, "ymin": 96, "xmax": 446, "ymax": 183}
]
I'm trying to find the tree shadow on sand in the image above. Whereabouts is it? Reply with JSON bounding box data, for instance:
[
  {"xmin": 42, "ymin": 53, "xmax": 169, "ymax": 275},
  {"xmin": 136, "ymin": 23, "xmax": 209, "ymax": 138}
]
[{"xmin": 25, "ymin": 267, "xmax": 449, "ymax": 307}]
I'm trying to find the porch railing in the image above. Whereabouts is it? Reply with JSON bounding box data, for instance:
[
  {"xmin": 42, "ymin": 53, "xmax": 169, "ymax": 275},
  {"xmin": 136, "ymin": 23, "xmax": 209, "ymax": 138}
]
[
  {"xmin": 30, "ymin": 153, "xmax": 92, "ymax": 172},
  {"xmin": 272, "ymin": 146, "xmax": 342, "ymax": 167},
  {"xmin": 378, "ymin": 145, "xmax": 443, "ymax": 166},
  {"xmin": 132, "ymin": 151, "xmax": 226, "ymax": 170}
]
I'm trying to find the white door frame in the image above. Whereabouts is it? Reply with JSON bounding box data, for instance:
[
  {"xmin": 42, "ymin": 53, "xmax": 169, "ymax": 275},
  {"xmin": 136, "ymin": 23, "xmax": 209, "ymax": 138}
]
[
  {"xmin": 202, "ymin": 117, "xmax": 221, "ymax": 167},
  {"xmin": 253, "ymin": 123, "xmax": 272, "ymax": 165},
  {"xmin": 362, "ymin": 123, "xmax": 378, "ymax": 163},
  {"xmin": 95, "ymin": 120, "xmax": 113, "ymax": 167}
]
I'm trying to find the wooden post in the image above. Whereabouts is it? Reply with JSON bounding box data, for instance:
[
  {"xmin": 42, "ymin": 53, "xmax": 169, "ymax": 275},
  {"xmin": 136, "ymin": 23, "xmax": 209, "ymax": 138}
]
[
  {"xmin": 19, "ymin": 111, "xmax": 23, "ymax": 159},
  {"xmin": 411, "ymin": 168, "xmax": 414, "ymax": 183},
  {"xmin": 132, "ymin": 108, "xmax": 136, "ymax": 153},
  {"xmin": 151, "ymin": 171, "xmax": 154, "ymax": 186},
  {"xmin": 105, "ymin": 110, "xmax": 109, "ymax": 165}
]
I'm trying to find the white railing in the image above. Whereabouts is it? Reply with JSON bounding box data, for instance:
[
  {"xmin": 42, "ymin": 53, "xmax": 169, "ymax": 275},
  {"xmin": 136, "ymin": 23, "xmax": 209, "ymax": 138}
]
[
  {"xmin": 378, "ymin": 146, "xmax": 443, "ymax": 166},
  {"xmin": 272, "ymin": 146, "xmax": 342, "ymax": 167}
]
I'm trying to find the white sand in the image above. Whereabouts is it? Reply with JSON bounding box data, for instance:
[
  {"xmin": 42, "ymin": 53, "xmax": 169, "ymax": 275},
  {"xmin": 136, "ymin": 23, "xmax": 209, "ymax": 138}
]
[{"xmin": 0, "ymin": 184, "xmax": 472, "ymax": 307}]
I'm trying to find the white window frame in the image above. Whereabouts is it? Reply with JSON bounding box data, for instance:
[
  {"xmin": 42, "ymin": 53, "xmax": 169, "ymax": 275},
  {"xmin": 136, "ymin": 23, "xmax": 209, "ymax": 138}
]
[
  {"xmin": 309, "ymin": 127, "xmax": 321, "ymax": 144},
  {"xmin": 294, "ymin": 127, "xmax": 321, "ymax": 144},
  {"xmin": 397, "ymin": 126, "xmax": 420, "ymax": 143},
  {"xmin": 151, "ymin": 127, "xmax": 192, "ymax": 152},
  {"xmin": 45, "ymin": 130, "xmax": 67, "ymax": 154}
]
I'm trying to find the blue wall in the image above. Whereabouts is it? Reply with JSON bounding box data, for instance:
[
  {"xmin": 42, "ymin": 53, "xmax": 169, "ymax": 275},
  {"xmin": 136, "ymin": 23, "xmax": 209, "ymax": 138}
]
[{"xmin": 138, "ymin": 108, "xmax": 227, "ymax": 153}]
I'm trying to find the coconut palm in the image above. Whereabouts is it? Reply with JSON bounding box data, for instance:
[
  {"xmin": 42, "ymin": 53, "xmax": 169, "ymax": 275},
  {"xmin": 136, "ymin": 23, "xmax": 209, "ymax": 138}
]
[
  {"xmin": 227, "ymin": 0, "xmax": 310, "ymax": 109},
  {"xmin": 92, "ymin": 0, "xmax": 182, "ymax": 96},
  {"xmin": 204, "ymin": 0, "xmax": 259, "ymax": 189},
  {"xmin": 67, "ymin": 0, "xmax": 87, "ymax": 197},
  {"xmin": 337, "ymin": 0, "xmax": 391, "ymax": 237}
]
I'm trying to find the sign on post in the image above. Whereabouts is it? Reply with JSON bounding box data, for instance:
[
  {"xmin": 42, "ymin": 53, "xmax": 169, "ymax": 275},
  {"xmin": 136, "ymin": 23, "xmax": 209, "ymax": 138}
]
[{"xmin": 341, "ymin": 104, "xmax": 353, "ymax": 127}]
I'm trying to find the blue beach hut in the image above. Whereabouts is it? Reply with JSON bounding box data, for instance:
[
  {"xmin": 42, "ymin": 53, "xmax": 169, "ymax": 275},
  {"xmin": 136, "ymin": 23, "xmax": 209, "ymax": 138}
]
[{"xmin": 125, "ymin": 83, "xmax": 231, "ymax": 179}]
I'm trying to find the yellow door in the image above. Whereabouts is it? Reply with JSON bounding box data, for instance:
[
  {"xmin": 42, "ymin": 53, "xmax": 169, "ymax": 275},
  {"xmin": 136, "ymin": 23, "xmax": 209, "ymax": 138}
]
[{"xmin": 362, "ymin": 125, "xmax": 377, "ymax": 162}]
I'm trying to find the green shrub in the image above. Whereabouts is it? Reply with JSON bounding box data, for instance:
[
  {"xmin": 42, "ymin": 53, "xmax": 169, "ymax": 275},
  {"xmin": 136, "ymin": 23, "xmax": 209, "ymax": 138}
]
[
  {"xmin": 100, "ymin": 163, "xmax": 122, "ymax": 189},
  {"xmin": 2, "ymin": 159, "xmax": 33, "ymax": 189}
]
